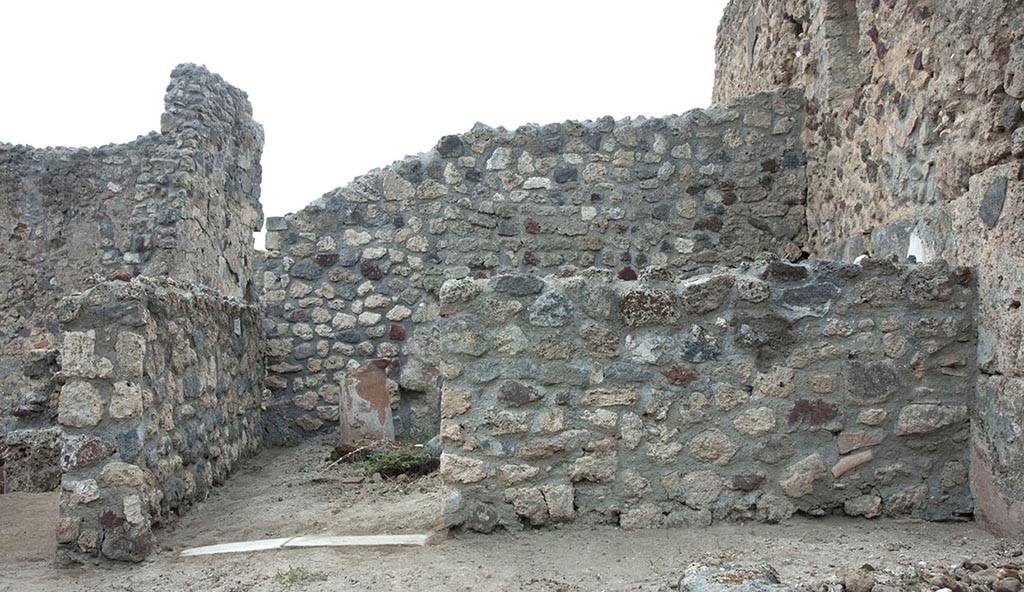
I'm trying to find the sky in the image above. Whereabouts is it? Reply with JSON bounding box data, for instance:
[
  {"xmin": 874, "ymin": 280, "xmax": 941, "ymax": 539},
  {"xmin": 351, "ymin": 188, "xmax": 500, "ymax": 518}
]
[{"xmin": 1, "ymin": 1, "xmax": 729, "ymax": 246}]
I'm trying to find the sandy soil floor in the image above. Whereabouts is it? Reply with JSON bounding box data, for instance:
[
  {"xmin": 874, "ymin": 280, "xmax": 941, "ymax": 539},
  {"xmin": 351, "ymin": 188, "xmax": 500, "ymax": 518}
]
[{"xmin": 1, "ymin": 438, "xmax": 1018, "ymax": 592}]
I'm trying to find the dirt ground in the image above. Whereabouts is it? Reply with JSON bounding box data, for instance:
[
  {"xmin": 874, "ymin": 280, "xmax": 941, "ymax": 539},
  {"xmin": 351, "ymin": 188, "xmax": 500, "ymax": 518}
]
[{"xmin": 1, "ymin": 438, "xmax": 1018, "ymax": 592}]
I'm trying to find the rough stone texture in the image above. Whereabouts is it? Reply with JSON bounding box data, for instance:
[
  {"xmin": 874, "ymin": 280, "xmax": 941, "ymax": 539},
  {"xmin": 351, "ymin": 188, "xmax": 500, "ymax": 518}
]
[
  {"xmin": 55, "ymin": 277, "xmax": 264, "ymax": 563},
  {"xmin": 714, "ymin": 0, "xmax": 1024, "ymax": 535},
  {"xmin": 0, "ymin": 64, "xmax": 263, "ymax": 492},
  {"xmin": 260, "ymin": 88, "xmax": 807, "ymax": 443},
  {"xmin": 439, "ymin": 260, "xmax": 975, "ymax": 531},
  {"xmin": 955, "ymin": 161, "xmax": 1024, "ymax": 534},
  {"xmin": 0, "ymin": 2, "xmax": 1017, "ymax": 559},
  {"xmin": 715, "ymin": 0, "xmax": 1021, "ymax": 258}
]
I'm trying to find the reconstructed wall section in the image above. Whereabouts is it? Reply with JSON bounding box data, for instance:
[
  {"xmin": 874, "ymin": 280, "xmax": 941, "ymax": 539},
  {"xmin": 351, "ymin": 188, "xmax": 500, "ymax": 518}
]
[
  {"xmin": 55, "ymin": 278, "xmax": 264, "ymax": 562},
  {"xmin": 261, "ymin": 88, "xmax": 808, "ymax": 443},
  {"xmin": 714, "ymin": 0, "xmax": 1024, "ymax": 534},
  {"xmin": 0, "ymin": 64, "xmax": 264, "ymax": 492},
  {"xmin": 438, "ymin": 260, "xmax": 975, "ymax": 531}
]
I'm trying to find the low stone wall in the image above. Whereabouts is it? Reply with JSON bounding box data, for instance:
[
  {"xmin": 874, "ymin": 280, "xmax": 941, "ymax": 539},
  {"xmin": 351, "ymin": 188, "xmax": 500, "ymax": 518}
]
[
  {"xmin": 55, "ymin": 277, "xmax": 264, "ymax": 562},
  {"xmin": 438, "ymin": 259, "xmax": 975, "ymax": 531},
  {"xmin": 261, "ymin": 87, "xmax": 807, "ymax": 444}
]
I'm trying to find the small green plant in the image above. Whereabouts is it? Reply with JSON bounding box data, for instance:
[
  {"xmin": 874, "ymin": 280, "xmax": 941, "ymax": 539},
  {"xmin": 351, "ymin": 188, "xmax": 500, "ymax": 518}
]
[
  {"xmin": 361, "ymin": 444, "xmax": 436, "ymax": 478},
  {"xmin": 273, "ymin": 566, "xmax": 329, "ymax": 587}
]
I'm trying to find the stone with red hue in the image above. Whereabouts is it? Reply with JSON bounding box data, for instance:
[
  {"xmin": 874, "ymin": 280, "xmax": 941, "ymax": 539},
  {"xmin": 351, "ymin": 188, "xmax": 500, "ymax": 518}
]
[
  {"xmin": 360, "ymin": 262, "xmax": 383, "ymax": 280},
  {"xmin": 788, "ymin": 399, "xmax": 840, "ymax": 429},
  {"xmin": 316, "ymin": 253, "xmax": 338, "ymax": 266},
  {"xmin": 61, "ymin": 435, "xmax": 116, "ymax": 471},
  {"xmin": 340, "ymin": 359, "xmax": 395, "ymax": 452},
  {"xmin": 831, "ymin": 450, "xmax": 874, "ymax": 478},
  {"xmin": 389, "ymin": 324, "xmax": 406, "ymax": 341},
  {"xmin": 662, "ymin": 366, "xmax": 698, "ymax": 386},
  {"xmin": 837, "ymin": 428, "xmax": 886, "ymax": 454},
  {"xmin": 100, "ymin": 510, "xmax": 125, "ymax": 529}
]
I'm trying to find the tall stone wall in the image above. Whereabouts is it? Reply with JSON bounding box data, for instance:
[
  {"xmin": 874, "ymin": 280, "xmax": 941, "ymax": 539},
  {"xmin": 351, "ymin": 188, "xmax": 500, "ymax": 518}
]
[
  {"xmin": 55, "ymin": 277, "xmax": 264, "ymax": 563},
  {"xmin": 951, "ymin": 161, "xmax": 1024, "ymax": 535},
  {"xmin": 0, "ymin": 64, "xmax": 264, "ymax": 492},
  {"xmin": 261, "ymin": 88, "xmax": 808, "ymax": 444},
  {"xmin": 714, "ymin": 0, "xmax": 1021, "ymax": 255},
  {"xmin": 438, "ymin": 260, "xmax": 976, "ymax": 531},
  {"xmin": 714, "ymin": 0, "xmax": 1024, "ymax": 534}
]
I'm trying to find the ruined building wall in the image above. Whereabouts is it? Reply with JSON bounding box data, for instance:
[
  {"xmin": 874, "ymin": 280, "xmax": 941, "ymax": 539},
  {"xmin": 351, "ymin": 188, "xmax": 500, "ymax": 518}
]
[
  {"xmin": 56, "ymin": 278, "xmax": 264, "ymax": 562},
  {"xmin": 714, "ymin": 0, "xmax": 1024, "ymax": 534},
  {"xmin": 715, "ymin": 0, "xmax": 1021, "ymax": 257},
  {"xmin": 952, "ymin": 161, "xmax": 1024, "ymax": 535},
  {"xmin": 0, "ymin": 65, "xmax": 264, "ymax": 492},
  {"xmin": 261, "ymin": 88, "xmax": 808, "ymax": 444},
  {"xmin": 439, "ymin": 260, "xmax": 975, "ymax": 531}
]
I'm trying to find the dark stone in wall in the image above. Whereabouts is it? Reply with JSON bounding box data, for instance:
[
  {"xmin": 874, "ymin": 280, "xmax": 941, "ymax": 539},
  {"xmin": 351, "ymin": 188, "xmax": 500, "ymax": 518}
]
[
  {"xmin": 290, "ymin": 259, "xmax": 322, "ymax": 280},
  {"xmin": 979, "ymin": 175, "xmax": 1007, "ymax": 228},
  {"xmin": 779, "ymin": 282, "xmax": 841, "ymax": 314},
  {"xmin": 490, "ymin": 274, "xmax": 545, "ymax": 296},
  {"xmin": 436, "ymin": 135, "xmax": 464, "ymax": 158},
  {"xmin": 846, "ymin": 360, "xmax": 903, "ymax": 404}
]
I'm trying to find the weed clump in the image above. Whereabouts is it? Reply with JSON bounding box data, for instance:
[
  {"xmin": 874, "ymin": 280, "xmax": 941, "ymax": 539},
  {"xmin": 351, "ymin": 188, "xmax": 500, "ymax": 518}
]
[{"xmin": 361, "ymin": 445, "xmax": 437, "ymax": 478}]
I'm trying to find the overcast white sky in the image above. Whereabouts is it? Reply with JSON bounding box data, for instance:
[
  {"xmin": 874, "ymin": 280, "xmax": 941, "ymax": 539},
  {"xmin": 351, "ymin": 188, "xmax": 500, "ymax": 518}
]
[{"xmin": 2, "ymin": 1, "xmax": 728, "ymax": 245}]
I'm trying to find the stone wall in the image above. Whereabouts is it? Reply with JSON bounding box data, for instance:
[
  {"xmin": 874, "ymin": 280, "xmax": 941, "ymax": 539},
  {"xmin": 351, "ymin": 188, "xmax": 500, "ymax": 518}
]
[
  {"xmin": 951, "ymin": 161, "xmax": 1024, "ymax": 535},
  {"xmin": 437, "ymin": 260, "xmax": 975, "ymax": 532},
  {"xmin": 55, "ymin": 277, "xmax": 264, "ymax": 563},
  {"xmin": 0, "ymin": 64, "xmax": 264, "ymax": 492},
  {"xmin": 261, "ymin": 88, "xmax": 808, "ymax": 444},
  {"xmin": 714, "ymin": 0, "xmax": 1022, "ymax": 255},
  {"xmin": 714, "ymin": 0, "xmax": 1024, "ymax": 534}
]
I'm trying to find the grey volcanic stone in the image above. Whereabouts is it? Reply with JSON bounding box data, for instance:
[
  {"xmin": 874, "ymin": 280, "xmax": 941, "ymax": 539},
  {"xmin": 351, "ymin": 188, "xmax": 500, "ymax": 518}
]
[
  {"xmin": 528, "ymin": 291, "xmax": 575, "ymax": 327},
  {"xmin": 980, "ymin": 175, "xmax": 1007, "ymax": 228},
  {"xmin": 497, "ymin": 381, "xmax": 542, "ymax": 407},
  {"xmin": 490, "ymin": 274, "xmax": 545, "ymax": 296},
  {"xmin": 778, "ymin": 283, "xmax": 840, "ymax": 316},
  {"xmin": 289, "ymin": 259, "xmax": 322, "ymax": 280},
  {"xmin": 679, "ymin": 324, "xmax": 719, "ymax": 363}
]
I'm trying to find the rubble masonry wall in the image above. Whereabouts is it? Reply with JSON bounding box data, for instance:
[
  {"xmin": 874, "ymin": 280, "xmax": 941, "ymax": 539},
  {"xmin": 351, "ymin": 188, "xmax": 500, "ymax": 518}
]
[
  {"xmin": 0, "ymin": 64, "xmax": 264, "ymax": 493},
  {"xmin": 438, "ymin": 260, "xmax": 975, "ymax": 531},
  {"xmin": 714, "ymin": 0, "xmax": 1024, "ymax": 535},
  {"xmin": 55, "ymin": 278, "xmax": 264, "ymax": 562},
  {"xmin": 261, "ymin": 88, "xmax": 808, "ymax": 445}
]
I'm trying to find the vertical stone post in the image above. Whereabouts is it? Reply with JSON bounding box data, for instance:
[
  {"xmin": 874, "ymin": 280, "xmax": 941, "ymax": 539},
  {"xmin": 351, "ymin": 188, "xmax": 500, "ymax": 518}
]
[
  {"xmin": 339, "ymin": 359, "xmax": 395, "ymax": 452},
  {"xmin": 56, "ymin": 293, "xmax": 155, "ymax": 562}
]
